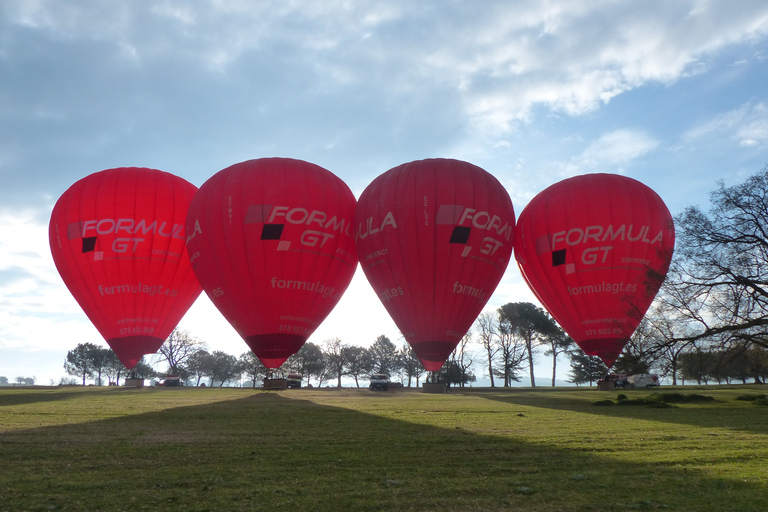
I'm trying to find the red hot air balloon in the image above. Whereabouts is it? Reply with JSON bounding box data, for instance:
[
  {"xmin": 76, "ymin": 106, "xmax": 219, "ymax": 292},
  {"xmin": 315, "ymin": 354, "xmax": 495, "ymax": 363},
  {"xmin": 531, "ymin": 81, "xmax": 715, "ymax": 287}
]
[
  {"xmin": 49, "ymin": 168, "xmax": 202, "ymax": 368},
  {"xmin": 514, "ymin": 173, "xmax": 675, "ymax": 367},
  {"xmin": 354, "ymin": 158, "xmax": 515, "ymax": 372},
  {"xmin": 185, "ymin": 158, "xmax": 357, "ymax": 368}
]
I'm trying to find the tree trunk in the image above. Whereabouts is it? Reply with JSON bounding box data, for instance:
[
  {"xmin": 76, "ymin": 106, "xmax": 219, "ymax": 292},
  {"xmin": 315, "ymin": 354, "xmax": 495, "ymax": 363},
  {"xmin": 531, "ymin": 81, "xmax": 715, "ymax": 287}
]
[
  {"xmin": 551, "ymin": 352, "xmax": 557, "ymax": 387},
  {"xmin": 486, "ymin": 346, "xmax": 495, "ymax": 387},
  {"xmin": 527, "ymin": 341, "xmax": 536, "ymax": 387}
]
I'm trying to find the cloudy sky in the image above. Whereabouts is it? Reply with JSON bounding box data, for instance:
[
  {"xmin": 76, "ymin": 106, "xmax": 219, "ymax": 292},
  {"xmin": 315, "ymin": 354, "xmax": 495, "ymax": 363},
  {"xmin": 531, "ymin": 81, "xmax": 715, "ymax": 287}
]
[{"xmin": 2, "ymin": 1, "xmax": 768, "ymax": 385}]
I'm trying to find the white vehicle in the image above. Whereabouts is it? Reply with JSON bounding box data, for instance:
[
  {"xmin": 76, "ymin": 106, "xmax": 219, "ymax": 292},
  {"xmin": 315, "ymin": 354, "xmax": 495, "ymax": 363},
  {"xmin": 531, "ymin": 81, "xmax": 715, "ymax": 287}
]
[
  {"xmin": 369, "ymin": 373, "xmax": 390, "ymax": 391},
  {"xmin": 628, "ymin": 374, "xmax": 660, "ymax": 388}
]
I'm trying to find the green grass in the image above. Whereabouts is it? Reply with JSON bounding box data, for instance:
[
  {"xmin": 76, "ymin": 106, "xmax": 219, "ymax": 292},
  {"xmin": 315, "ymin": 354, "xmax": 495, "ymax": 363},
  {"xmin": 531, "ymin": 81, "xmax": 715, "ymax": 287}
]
[{"xmin": 1, "ymin": 385, "xmax": 767, "ymax": 511}]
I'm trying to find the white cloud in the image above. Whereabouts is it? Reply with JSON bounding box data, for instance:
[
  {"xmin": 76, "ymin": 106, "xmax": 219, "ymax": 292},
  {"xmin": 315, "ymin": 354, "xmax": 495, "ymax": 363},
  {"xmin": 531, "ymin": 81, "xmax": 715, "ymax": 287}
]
[
  {"xmin": 7, "ymin": 1, "xmax": 768, "ymax": 135},
  {"xmin": 546, "ymin": 129, "xmax": 660, "ymax": 179},
  {"xmin": 684, "ymin": 101, "xmax": 768, "ymax": 148},
  {"xmin": 0, "ymin": 208, "xmax": 98, "ymax": 351}
]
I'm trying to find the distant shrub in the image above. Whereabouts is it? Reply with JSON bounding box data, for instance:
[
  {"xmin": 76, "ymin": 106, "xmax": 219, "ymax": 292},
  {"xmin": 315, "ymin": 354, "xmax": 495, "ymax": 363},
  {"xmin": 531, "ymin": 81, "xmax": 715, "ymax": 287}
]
[
  {"xmin": 616, "ymin": 398, "xmax": 649, "ymax": 406},
  {"xmin": 649, "ymin": 393, "xmax": 714, "ymax": 403},
  {"xmin": 735, "ymin": 393, "xmax": 767, "ymax": 402},
  {"xmin": 616, "ymin": 394, "xmax": 628, "ymax": 401},
  {"xmin": 753, "ymin": 397, "xmax": 768, "ymax": 407}
]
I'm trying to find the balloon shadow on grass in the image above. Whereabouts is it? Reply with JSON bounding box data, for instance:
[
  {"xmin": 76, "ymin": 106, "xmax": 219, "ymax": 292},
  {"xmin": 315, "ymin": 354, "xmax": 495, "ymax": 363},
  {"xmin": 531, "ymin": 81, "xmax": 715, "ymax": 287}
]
[{"xmin": 0, "ymin": 391, "xmax": 766, "ymax": 512}]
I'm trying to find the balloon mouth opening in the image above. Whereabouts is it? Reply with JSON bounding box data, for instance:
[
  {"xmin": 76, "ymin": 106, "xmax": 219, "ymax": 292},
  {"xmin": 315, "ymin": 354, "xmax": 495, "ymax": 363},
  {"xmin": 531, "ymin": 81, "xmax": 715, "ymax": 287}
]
[
  {"xmin": 577, "ymin": 338, "xmax": 627, "ymax": 368},
  {"xmin": 106, "ymin": 335, "xmax": 164, "ymax": 369},
  {"xmin": 411, "ymin": 341, "xmax": 456, "ymax": 372},
  {"xmin": 245, "ymin": 333, "xmax": 307, "ymax": 369}
]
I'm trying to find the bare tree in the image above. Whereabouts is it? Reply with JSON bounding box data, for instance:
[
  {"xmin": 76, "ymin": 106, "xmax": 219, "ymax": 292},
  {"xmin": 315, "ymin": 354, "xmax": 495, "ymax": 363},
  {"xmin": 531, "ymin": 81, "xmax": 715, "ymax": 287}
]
[
  {"xmin": 158, "ymin": 328, "xmax": 207, "ymax": 373},
  {"xmin": 475, "ymin": 312, "xmax": 499, "ymax": 387},
  {"xmin": 542, "ymin": 328, "xmax": 572, "ymax": 387},
  {"xmin": 494, "ymin": 314, "xmax": 527, "ymax": 387},
  {"xmin": 660, "ymin": 167, "xmax": 768, "ymax": 350},
  {"xmin": 323, "ymin": 337, "xmax": 347, "ymax": 387},
  {"xmin": 449, "ymin": 333, "xmax": 475, "ymax": 387}
]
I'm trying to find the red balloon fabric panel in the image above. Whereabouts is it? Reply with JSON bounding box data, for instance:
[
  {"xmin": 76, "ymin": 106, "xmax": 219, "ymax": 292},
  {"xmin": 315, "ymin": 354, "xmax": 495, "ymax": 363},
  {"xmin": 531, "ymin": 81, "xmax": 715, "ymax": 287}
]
[
  {"xmin": 49, "ymin": 167, "xmax": 202, "ymax": 368},
  {"xmin": 514, "ymin": 173, "xmax": 675, "ymax": 366},
  {"xmin": 185, "ymin": 158, "xmax": 357, "ymax": 368},
  {"xmin": 354, "ymin": 159, "xmax": 515, "ymax": 371}
]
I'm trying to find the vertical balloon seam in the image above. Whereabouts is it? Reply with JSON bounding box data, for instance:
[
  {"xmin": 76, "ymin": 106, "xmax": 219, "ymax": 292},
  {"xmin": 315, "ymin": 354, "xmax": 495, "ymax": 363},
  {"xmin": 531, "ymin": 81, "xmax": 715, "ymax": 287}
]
[
  {"xmin": 451, "ymin": 160, "xmax": 482, "ymax": 346},
  {"xmin": 425, "ymin": 160, "xmax": 440, "ymax": 340},
  {"xmin": 290, "ymin": 159, "xmax": 314, "ymax": 344},
  {"xmin": 530, "ymin": 181, "xmax": 567, "ymax": 341},
  {"xmin": 566, "ymin": 176, "xmax": 593, "ymax": 340},
  {"xmin": 621, "ymin": 176, "xmax": 641, "ymax": 337},
  {"xmin": 435, "ymin": 160, "xmax": 453, "ymax": 345},
  {"xmin": 84, "ymin": 172, "xmax": 109, "ymax": 339},
  {"xmin": 434, "ymin": 159, "xmax": 450, "ymax": 343},
  {"xmin": 382, "ymin": 167, "xmax": 406, "ymax": 344},
  {"xmin": 247, "ymin": 162, "xmax": 267, "ymax": 337},
  {"xmin": 236, "ymin": 163, "xmax": 260, "ymax": 336},
  {"xmin": 406, "ymin": 162, "xmax": 428, "ymax": 343},
  {"xmin": 144, "ymin": 169, "xmax": 165, "ymax": 343},
  {"xmin": 101, "ymin": 170, "xmax": 124, "ymax": 350},
  {"xmin": 547, "ymin": 180, "xmax": 574, "ymax": 340},
  {"xmin": 126, "ymin": 168, "xmax": 152, "ymax": 361},
  {"xmin": 123, "ymin": 170, "xmax": 141, "ymax": 346},
  {"xmin": 91, "ymin": 170, "xmax": 115, "ymax": 339},
  {"xmin": 295, "ymin": 160, "xmax": 315, "ymax": 344},
  {"xmin": 384, "ymin": 167, "xmax": 409, "ymax": 346},
  {"xmin": 568, "ymin": 175, "xmax": 596, "ymax": 343},
  {"xmin": 77, "ymin": 172, "xmax": 101, "ymax": 336}
]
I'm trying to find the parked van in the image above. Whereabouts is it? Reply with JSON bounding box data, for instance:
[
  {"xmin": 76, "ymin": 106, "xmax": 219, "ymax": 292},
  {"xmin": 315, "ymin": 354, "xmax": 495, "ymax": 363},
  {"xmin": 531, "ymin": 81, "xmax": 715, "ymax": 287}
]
[{"xmin": 628, "ymin": 374, "xmax": 660, "ymax": 388}]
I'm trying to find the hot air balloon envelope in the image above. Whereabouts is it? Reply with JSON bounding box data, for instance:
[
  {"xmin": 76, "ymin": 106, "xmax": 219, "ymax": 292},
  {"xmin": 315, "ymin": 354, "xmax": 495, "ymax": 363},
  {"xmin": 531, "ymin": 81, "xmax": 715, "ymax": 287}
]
[
  {"xmin": 354, "ymin": 158, "xmax": 515, "ymax": 371},
  {"xmin": 185, "ymin": 158, "xmax": 357, "ymax": 368},
  {"xmin": 49, "ymin": 167, "xmax": 202, "ymax": 368},
  {"xmin": 514, "ymin": 173, "xmax": 675, "ymax": 366}
]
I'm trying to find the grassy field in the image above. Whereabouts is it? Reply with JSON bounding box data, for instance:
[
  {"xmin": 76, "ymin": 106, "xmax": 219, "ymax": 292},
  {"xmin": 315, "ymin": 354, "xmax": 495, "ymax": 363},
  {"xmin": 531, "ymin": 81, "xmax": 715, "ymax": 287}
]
[{"xmin": 1, "ymin": 385, "xmax": 767, "ymax": 512}]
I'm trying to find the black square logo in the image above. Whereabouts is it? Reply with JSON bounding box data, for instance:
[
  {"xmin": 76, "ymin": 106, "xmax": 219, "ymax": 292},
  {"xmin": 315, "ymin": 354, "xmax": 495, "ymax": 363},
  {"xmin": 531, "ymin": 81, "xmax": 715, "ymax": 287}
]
[
  {"xmin": 82, "ymin": 237, "xmax": 97, "ymax": 253},
  {"xmin": 261, "ymin": 224, "xmax": 284, "ymax": 240},
  {"xmin": 449, "ymin": 226, "xmax": 471, "ymax": 244},
  {"xmin": 552, "ymin": 249, "xmax": 566, "ymax": 267}
]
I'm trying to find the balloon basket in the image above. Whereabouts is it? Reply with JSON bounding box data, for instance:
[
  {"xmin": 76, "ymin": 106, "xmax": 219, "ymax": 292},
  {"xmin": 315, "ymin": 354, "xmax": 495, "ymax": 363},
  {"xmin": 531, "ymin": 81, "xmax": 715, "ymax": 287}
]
[
  {"xmin": 263, "ymin": 378, "xmax": 288, "ymax": 390},
  {"xmin": 422, "ymin": 382, "xmax": 447, "ymax": 394},
  {"xmin": 597, "ymin": 380, "xmax": 615, "ymax": 391},
  {"xmin": 124, "ymin": 378, "xmax": 144, "ymax": 388}
]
